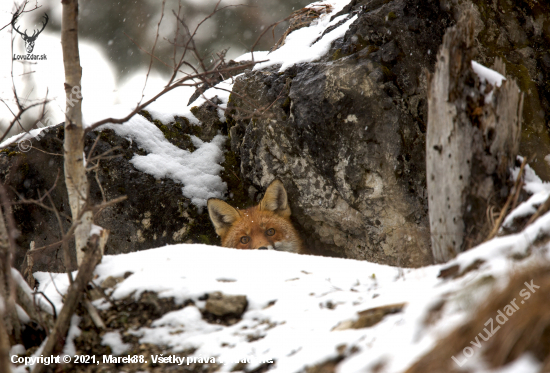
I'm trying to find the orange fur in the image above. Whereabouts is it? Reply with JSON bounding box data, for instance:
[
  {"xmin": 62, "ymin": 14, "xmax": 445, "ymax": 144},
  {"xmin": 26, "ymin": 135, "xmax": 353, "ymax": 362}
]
[{"xmin": 207, "ymin": 180, "xmax": 303, "ymax": 253}]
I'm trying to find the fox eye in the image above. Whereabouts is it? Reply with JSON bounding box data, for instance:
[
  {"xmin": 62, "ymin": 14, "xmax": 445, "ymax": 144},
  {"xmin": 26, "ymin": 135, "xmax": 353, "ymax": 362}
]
[
  {"xmin": 266, "ymin": 228, "xmax": 275, "ymax": 236},
  {"xmin": 240, "ymin": 236, "xmax": 250, "ymax": 244}
]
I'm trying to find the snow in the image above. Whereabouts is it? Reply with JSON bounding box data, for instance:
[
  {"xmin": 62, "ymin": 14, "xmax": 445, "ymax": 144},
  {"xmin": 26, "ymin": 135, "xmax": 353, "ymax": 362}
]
[
  {"xmin": 234, "ymin": 51, "xmax": 270, "ymax": 64},
  {"xmin": 471, "ymin": 60, "xmax": 507, "ymax": 104},
  {"xmin": 62, "ymin": 315, "xmax": 82, "ymax": 358},
  {"xmin": 0, "ymin": 125, "xmax": 51, "ymax": 150},
  {"xmin": 97, "ymin": 111, "xmax": 227, "ymax": 207},
  {"xmin": 102, "ymin": 331, "xmax": 132, "ymax": 356},
  {"xmin": 115, "ymin": 75, "xmax": 200, "ymax": 126},
  {"xmin": 24, "ymin": 166, "xmax": 550, "ymax": 373},
  {"xmin": 9, "ymin": 344, "xmax": 26, "ymax": 358},
  {"xmin": 461, "ymin": 353, "xmax": 541, "ymax": 373},
  {"xmin": 483, "ymin": 354, "xmax": 541, "ymax": 373},
  {"xmin": 30, "ymin": 197, "xmax": 550, "ymax": 373},
  {"xmin": 254, "ymin": 1, "xmax": 357, "ymax": 72},
  {"xmin": 33, "ymin": 272, "xmax": 70, "ymax": 316},
  {"xmin": 189, "ymin": 77, "xmax": 236, "ymax": 122},
  {"xmin": 500, "ymin": 160, "xmax": 550, "ymax": 234},
  {"xmin": 471, "ymin": 61, "xmax": 506, "ymax": 88},
  {"xmin": 89, "ymin": 224, "xmax": 103, "ymax": 237}
]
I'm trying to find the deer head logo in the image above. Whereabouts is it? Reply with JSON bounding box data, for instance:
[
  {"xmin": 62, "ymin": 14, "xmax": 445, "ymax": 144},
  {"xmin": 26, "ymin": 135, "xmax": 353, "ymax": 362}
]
[{"xmin": 11, "ymin": 12, "xmax": 48, "ymax": 54}]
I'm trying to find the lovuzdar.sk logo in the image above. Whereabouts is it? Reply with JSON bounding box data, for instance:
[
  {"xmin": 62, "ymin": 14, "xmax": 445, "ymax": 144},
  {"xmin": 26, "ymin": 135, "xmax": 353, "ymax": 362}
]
[{"xmin": 11, "ymin": 10, "xmax": 48, "ymax": 61}]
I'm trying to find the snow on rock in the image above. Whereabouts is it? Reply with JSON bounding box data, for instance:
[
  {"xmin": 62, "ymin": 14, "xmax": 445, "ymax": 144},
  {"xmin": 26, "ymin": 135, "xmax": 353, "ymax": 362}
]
[
  {"xmin": 500, "ymin": 159, "xmax": 550, "ymax": 232},
  {"xmin": 189, "ymin": 77, "xmax": 236, "ymax": 122},
  {"xmin": 82, "ymin": 68, "xmax": 235, "ymax": 208},
  {"xmin": 0, "ymin": 125, "xmax": 51, "ymax": 149},
  {"xmin": 120, "ymin": 79, "xmax": 199, "ymax": 126},
  {"xmin": 101, "ymin": 114, "xmax": 227, "ymax": 207},
  {"xmin": 254, "ymin": 1, "xmax": 357, "ymax": 72}
]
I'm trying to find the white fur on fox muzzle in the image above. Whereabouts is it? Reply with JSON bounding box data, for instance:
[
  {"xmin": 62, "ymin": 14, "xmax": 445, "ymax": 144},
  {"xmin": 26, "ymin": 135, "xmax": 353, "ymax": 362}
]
[{"xmin": 273, "ymin": 242, "xmax": 295, "ymax": 252}]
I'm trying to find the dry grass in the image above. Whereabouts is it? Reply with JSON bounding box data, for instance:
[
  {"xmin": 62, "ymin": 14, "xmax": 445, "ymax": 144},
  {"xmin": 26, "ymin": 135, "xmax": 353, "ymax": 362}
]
[{"xmin": 406, "ymin": 262, "xmax": 550, "ymax": 373}]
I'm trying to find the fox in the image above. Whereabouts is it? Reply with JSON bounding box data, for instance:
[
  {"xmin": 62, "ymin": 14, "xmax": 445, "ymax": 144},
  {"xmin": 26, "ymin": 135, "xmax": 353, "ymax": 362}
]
[{"xmin": 207, "ymin": 179, "xmax": 303, "ymax": 253}]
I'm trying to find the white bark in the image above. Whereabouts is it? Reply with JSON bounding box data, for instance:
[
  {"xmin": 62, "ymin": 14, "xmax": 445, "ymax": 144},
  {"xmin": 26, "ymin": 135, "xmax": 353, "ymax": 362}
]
[
  {"xmin": 61, "ymin": 0, "xmax": 92, "ymax": 265},
  {"xmin": 426, "ymin": 15, "xmax": 523, "ymax": 263}
]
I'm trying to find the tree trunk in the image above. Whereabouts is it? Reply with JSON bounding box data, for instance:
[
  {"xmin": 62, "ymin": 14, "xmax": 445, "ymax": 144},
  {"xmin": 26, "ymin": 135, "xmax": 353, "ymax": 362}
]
[
  {"xmin": 0, "ymin": 315, "xmax": 11, "ymax": 373},
  {"xmin": 426, "ymin": 12, "xmax": 523, "ymax": 263},
  {"xmin": 61, "ymin": 0, "xmax": 91, "ymax": 266},
  {"xmin": 0, "ymin": 208, "xmax": 20, "ymax": 345},
  {"xmin": 0, "ymin": 211, "xmax": 14, "ymax": 373}
]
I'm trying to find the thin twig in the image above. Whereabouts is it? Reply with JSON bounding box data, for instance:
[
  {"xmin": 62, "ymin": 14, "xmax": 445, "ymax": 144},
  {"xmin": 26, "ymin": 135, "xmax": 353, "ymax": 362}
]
[
  {"xmin": 139, "ymin": 0, "xmax": 166, "ymax": 106},
  {"xmin": 83, "ymin": 298, "xmax": 105, "ymax": 329},
  {"xmin": 33, "ymin": 291, "xmax": 57, "ymax": 321},
  {"xmin": 83, "ymin": 62, "xmax": 261, "ymax": 134},
  {"xmin": 30, "ymin": 146, "xmax": 63, "ymax": 157},
  {"xmin": 526, "ymin": 193, "xmax": 550, "ymax": 226},
  {"xmin": 0, "ymin": 1, "xmax": 41, "ymax": 31},
  {"xmin": 485, "ymin": 156, "xmax": 530, "ymax": 241},
  {"xmin": 87, "ymin": 146, "xmax": 122, "ymax": 163}
]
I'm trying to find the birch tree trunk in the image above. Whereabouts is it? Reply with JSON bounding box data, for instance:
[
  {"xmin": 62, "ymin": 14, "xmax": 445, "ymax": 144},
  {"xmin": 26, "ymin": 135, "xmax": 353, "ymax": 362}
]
[
  {"xmin": 62, "ymin": 0, "xmax": 92, "ymax": 266},
  {"xmin": 426, "ymin": 12, "xmax": 523, "ymax": 263}
]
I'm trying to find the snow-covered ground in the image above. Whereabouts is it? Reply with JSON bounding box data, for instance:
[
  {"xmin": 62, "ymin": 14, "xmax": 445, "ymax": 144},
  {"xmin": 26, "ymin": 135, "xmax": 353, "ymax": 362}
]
[
  {"xmin": 12, "ymin": 161, "xmax": 550, "ymax": 372},
  {"xmin": 14, "ymin": 184, "xmax": 548, "ymax": 373}
]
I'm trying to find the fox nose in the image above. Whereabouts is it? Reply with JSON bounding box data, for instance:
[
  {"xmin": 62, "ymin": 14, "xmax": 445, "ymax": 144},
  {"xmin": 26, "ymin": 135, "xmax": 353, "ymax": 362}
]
[{"xmin": 258, "ymin": 246, "xmax": 268, "ymax": 250}]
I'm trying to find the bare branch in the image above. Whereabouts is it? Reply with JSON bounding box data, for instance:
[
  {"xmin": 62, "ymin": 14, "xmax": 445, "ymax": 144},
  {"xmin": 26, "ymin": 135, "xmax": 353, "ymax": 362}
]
[
  {"xmin": 0, "ymin": 1, "xmax": 42, "ymax": 31},
  {"xmin": 139, "ymin": 0, "xmax": 166, "ymax": 106},
  {"xmin": 0, "ymin": 183, "xmax": 19, "ymax": 258},
  {"xmin": 168, "ymin": 2, "xmax": 252, "ymax": 85},
  {"xmin": 485, "ymin": 156, "xmax": 531, "ymax": 241},
  {"xmin": 0, "ymin": 96, "xmax": 51, "ymax": 144},
  {"xmin": 83, "ymin": 61, "xmax": 263, "ymax": 134},
  {"xmin": 33, "ymin": 291, "xmax": 57, "ymax": 322}
]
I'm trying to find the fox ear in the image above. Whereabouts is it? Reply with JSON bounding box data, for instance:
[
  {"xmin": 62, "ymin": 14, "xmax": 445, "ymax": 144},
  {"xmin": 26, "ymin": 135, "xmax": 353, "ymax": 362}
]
[
  {"xmin": 259, "ymin": 179, "xmax": 291, "ymax": 218},
  {"xmin": 207, "ymin": 199, "xmax": 240, "ymax": 236}
]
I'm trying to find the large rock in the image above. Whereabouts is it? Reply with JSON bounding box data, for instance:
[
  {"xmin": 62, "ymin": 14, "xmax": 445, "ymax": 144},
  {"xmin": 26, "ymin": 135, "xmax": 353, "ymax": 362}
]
[
  {"xmin": 227, "ymin": 0, "xmax": 453, "ymax": 266},
  {"xmin": 0, "ymin": 109, "xmax": 246, "ymax": 273},
  {"xmin": 227, "ymin": 0, "xmax": 550, "ymax": 265}
]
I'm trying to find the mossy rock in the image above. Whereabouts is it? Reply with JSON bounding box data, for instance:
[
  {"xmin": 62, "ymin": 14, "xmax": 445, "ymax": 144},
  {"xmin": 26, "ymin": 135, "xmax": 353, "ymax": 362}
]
[{"xmin": 138, "ymin": 110, "xmax": 198, "ymax": 152}]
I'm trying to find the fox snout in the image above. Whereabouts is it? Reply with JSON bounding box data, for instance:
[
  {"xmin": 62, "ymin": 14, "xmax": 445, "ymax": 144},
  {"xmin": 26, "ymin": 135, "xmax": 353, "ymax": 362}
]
[{"xmin": 207, "ymin": 179, "xmax": 303, "ymax": 254}]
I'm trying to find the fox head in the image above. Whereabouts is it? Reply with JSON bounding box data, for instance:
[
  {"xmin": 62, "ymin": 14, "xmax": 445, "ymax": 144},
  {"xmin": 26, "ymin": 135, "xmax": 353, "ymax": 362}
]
[{"xmin": 207, "ymin": 179, "xmax": 302, "ymax": 253}]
